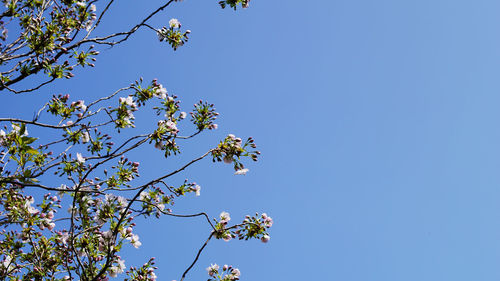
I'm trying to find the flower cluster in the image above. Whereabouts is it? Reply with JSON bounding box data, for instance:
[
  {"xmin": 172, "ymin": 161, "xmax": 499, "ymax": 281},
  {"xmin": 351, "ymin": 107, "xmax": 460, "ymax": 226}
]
[
  {"xmin": 47, "ymin": 94, "xmax": 76, "ymax": 119},
  {"xmin": 206, "ymin": 263, "xmax": 241, "ymax": 281},
  {"xmin": 125, "ymin": 258, "xmax": 158, "ymax": 281},
  {"xmin": 235, "ymin": 213, "xmax": 273, "ymax": 242},
  {"xmin": 75, "ymin": 1, "xmax": 98, "ymax": 31},
  {"xmin": 115, "ymin": 96, "xmax": 138, "ymax": 128},
  {"xmin": 157, "ymin": 18, "xmax": 191, "ymax": 50},
  {"xmin": 109, "ymin": 257, "xmax": 126, "ymax": 278},
  {"xmin": 190, "ymin": 100, "xmax": 219, "ymax": 131},
  {"xmin": 104, "ymin": 156, "xmax": 141, "ymax": 189},
  {"xmin": 212, "ymin": 134, "xmax": 260, "ymax": 172},
  {"xmin": 213, "ymin": 211, "xmax": 273, "ymax": 244},
  {"xmin": 171, "ymin": 180, "xmax": 201, "ymax": 197},
  {"xmin": 218, "ymin": 0, "xmax": 251, "ymax": 10},
  {"xmin": 138, "ymin": 187, "xmax": 174, "ymax": 218},
  {"xmin": 0, "ymin": 0, "xmax": 252, "ymax": 92}
]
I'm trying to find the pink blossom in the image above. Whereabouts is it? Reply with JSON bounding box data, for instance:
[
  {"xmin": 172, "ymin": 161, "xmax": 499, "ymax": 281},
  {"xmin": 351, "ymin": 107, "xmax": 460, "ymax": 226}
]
[
  {"xmin": 264, "ymin": 216, "xmax": 273, "ymax": 227},
  {"xmin": 261, "ymin": 234, "xmax": 270, "ymax": 243},
  {"xmin": 231, "ymin": 268, "xmax": 241, "ymax": 278},
  {"xmin": 223, "ymin": 232, "xmax": 232, "ymax": 242},
  {"xmin": 206, "ymin": 264, "xmax": 219, "ymax": 276},
  {"xmin": 223, "ymin": 156, "xmax": 233, "ymax": 164},
  {"xmin": 193, "ymin": 184, "xmax": 201, "ymax": 196},
  {"xmin": 220, "ymin": 211, "xmax": 231, "ymax": 223}
]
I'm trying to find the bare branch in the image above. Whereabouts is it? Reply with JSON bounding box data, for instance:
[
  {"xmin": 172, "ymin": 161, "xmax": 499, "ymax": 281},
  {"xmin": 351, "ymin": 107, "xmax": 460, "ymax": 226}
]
[{"xmin": 180, "ymin": 232, "xmax": 214, "ymax": 281}]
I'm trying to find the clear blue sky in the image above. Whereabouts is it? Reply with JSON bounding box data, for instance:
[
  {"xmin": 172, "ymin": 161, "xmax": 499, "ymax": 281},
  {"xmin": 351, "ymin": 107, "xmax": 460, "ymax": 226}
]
[{"xmin": 4, "ymin": 0, "xmax": 500, "ymax": 280}]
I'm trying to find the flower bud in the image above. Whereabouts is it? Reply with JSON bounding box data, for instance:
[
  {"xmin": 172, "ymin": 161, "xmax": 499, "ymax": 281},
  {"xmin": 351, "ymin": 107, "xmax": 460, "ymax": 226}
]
[{"xmin": 261, "ymin": 234, "xmax": 270, "ymax": 243}]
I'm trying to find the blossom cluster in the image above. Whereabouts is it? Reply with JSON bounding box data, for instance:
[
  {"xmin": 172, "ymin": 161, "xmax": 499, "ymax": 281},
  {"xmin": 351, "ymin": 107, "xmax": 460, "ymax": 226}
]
[
  {"xmin": 212, "ymin": 134, "xmax": 260, "ymax": 173},
  {"xmin": 157, "ymin": 18, "xmax": 191, "ymax": 50},
  {"xmin": 218, "ymin": 0, "xmax": 251, "ymax": 10},
  {"xmin": 213, "ymin": 211, "xmax": 273, "ymax": 244},
  {"xmin": 207, "ymin": 263, "xmax": 241, "ymax": 281},
  {"xmin": 124, "ymin": 258, "xmax": 158, "ymax": 281},
  {"xmin": 1, "ymin": 0, "xmax": 103, "ymax": 88}
]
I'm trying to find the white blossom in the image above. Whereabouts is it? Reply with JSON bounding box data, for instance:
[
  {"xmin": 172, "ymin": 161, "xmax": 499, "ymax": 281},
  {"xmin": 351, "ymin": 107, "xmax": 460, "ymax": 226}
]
[
  {"xmin": 231, "ymin": 268, "xmax": 241, "ymax": 278},
  {"xmin": 264, "ymin": 215, "xmax": 273, "ymax": 227},
  {"xmin": 157, "ymin": 203, "xmax": 165, "ymax": 212},
  {"xmin": 59, "ymin": 232, "xmax": 70, "ymax": 245},
  {"xmin": 139, "ymin": 191, "xmax": 150, "ymax": 201},
  {"xmin": 12, "ymin": 123, "xmax": 28, "ymax": 136},
  {"xmin": 261, "ymin": 234, "xmax": 270, "ymax": 243},
  {"xmin": 117, "ymin": 196, "xmax": 127, "ymax": 208},
  {"xmin": 120, "ymin": 96, "xmax": 137, "ymax": 108},
  {"xmin": 127, "ymin": 234, "xmax": 142, "ymax": 248},
  {"xmin": 169, "ymin": 18, "xmax": 181, "ymax": 29},
  {"xmin": 109, "ymin": 258, "xmax": 126, "ymax": 277},
  {"xmin": 81, "ymin": 131, "xmax": 90, "ymax": 143},
  {"xmin": 193, "ymin": 184, "xmax": 201, "ymax": 196},
  {"xmin": 234, "ymin": 168, "xmax": 249, "ymax": 175},
  {"xmin": 75, "ymin": 100, "xmax": 87, "ymax": 111},
  {"xmin": 99, "ymin": 230, "xmax": 113, "ymax": 251},
  {"xmin": 24, "ymin": 197, "xmax": 39, "ymax": 214},
  {"xmin": 220, "ymin": 211, "xmax": 231, "ymax": 223},
  {"xmin": 166, "ymin": 120, "xmax": 178, "ymax": 132},
  {"xmin": 1, "ymin": 255, "xmax": 13, "ymax": 271},
  {"xmin": 206, "ymin": 264, "xmax": 219, "ymax": 276},
  {"xmin": 222, "ymin": 232, "xmax": 232, "ymax": 242},
  {"xmin": 76, "ymin": 153, "xmax": 85, "ymax": 163},
  {"xmin": 155, "ymin": 84, "xmax": 167, "ymax": 99}
]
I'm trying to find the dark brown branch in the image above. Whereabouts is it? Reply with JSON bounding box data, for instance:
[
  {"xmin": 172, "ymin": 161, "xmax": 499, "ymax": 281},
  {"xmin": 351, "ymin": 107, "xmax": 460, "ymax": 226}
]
[{"xmin": 180, "ymin": 232, "xmax": 214, "ymax": 281}]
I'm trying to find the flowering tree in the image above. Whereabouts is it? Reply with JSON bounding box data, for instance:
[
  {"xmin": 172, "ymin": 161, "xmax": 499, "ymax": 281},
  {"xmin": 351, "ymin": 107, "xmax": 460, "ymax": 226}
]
[{"xmin": 0, "ymin": 0, "xmax": 272, "ymax": 280}]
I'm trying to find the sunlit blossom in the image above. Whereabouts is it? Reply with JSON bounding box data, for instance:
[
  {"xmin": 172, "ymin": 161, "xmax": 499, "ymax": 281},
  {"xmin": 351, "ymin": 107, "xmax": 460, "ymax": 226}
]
[
  {"xmin": 109, "ymin": 258, "xmax": 126, "ymax": 277},
  {"xmin": 155, "ymin": 84, "xmax": 167, "ymax": 99},
  {"xmin": 193, "ymin": 184, "xmax": 201, "ymax": 196},
  {"xmin": 231, "ymin": 268, "xmax": 241, "ymax": 278},
  {"xmin": 1, "ymin": 255, "xmax": 13, "ymax": 271},
  {"xmin": 261, "ymin": 234, "xmax": 270, "ymax": 243},
  {"xmin": 220, "ymin": 211, "xmax": 231, "ymax": 223},
  {"xmin": 127, "ymin": 234, "xmax": 142, "ymax": 248},
  {"xmin": 169, "ymin": 18, "xmax": 181, "ymax": 28},
  {"xmin": 81, "ymin": 131, "xmax": 90, "ymax": 143},
  {"xmin": 206, "ymin": 264, "xmax": 219, "ymax": 276},
  {"xmin": 76, "ymin": 153, "xmax": 85, "ymax": 163},
  {"xmin": 234, "ymin": 168, "xmax": 249, "ymax": 175}
]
